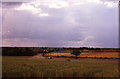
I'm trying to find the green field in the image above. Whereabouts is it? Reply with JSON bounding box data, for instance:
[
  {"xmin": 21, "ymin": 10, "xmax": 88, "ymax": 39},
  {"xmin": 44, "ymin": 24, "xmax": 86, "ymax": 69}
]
[{"xmin": 2, "ymin": 56, "xmax": 119, "ymax": 78}]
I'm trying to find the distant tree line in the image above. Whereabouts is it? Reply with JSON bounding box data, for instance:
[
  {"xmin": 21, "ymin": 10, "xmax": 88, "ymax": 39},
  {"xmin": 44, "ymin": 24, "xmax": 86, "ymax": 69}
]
[
  {"xmin": 2, "ymin": 47, "xmax": 38, "ymax": 56},
  {"xmin": 2, "ymin": 47, "xmax": 119, "ymax": 56}
]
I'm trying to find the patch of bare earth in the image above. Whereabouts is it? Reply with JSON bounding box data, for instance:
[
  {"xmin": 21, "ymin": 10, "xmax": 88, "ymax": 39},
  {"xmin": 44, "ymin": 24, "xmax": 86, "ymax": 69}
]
[
  {"xmin": 29, "ymin": 55, "xmax": 46, "ymax": 59},
  {"xmin": 53, "ymin": 58, "xmax": 119, "ymax": 63},
  {"xmin": 29, "ymin": 55, "xmax": 119, "ymax": 63}
]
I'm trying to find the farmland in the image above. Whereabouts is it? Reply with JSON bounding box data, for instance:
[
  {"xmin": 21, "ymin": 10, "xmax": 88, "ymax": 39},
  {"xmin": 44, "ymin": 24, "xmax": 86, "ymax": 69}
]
[
  {"xmin": 45, "ymin": 52, "xmax": 119, "ymax": 58},
  {"xmin": 2, "ymin": 47, "xmax": 120, "ymax": 78},
  {"xmin": 2, "ymin": 56, "xmax": 119, "ymax": 78}
]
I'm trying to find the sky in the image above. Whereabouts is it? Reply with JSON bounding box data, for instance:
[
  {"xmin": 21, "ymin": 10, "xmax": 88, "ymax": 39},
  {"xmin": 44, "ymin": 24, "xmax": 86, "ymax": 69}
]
[{"xmin": 1, "ymin": 0, "xmax": 119, "ymax": 48}]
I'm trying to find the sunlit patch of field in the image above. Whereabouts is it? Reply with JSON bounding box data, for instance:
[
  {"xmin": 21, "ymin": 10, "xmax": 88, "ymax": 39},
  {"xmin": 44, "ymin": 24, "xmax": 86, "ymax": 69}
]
[{"xmin": 45, "ymin": 52, "xmax": 119, "ymax": 58}]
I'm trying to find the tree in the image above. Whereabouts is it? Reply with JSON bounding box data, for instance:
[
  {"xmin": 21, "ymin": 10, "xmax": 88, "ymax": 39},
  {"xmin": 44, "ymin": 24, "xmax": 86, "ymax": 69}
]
[
  {"xmin": 42, "ymin": 49, "xmax": 48, "ymax": 56},
  {"xmin": 71, "ymin": 49, "xmax": 81, "ymax": 58}
]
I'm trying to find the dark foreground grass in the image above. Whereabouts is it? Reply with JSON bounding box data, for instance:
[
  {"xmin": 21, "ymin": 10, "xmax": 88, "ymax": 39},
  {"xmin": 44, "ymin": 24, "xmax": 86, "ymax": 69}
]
[{"xmin": 2, "ymin": 56, "xmax": 119, "ymax": 78}]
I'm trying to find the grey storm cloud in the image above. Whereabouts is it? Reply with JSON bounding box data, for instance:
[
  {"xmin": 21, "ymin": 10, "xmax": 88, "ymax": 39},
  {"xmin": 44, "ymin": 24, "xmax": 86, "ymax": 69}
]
[
  {"xmin": 2, "ymin": 0, "xmax": 119, "ymax": 47},
  {"xmin": 2, "ymin": 2, "xmax": 23, "ymax": 8},
  {"xmin": 2, "ymin": 9, "xmax": 84, "ymax": 41}
]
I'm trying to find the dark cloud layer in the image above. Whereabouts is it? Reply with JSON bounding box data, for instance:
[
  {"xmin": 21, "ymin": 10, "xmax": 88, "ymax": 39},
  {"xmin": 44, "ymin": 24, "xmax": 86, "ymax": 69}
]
[{"xmin": 2, "ymin": 2, "xmax": 23, "ymax": 8}]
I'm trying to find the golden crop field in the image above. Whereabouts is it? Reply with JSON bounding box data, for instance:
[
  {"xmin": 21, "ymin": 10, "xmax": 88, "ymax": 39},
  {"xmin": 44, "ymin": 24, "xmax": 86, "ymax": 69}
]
[{"xmin": 45, "ymin": 52, "xmax": 119, "ymax": 58}]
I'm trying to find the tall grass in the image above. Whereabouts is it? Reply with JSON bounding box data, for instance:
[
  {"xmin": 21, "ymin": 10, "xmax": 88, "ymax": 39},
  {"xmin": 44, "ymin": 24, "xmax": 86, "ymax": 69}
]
[{"xmin": 2, "ymin": 56, "xmax": 119, "ymax": 78}]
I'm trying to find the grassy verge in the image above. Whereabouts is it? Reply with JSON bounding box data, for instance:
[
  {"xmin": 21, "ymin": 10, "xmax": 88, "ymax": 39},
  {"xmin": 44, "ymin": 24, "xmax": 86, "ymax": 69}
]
[{"xmin": 2, "ymin": 56, "xmax": 119, "ymax": 78}]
